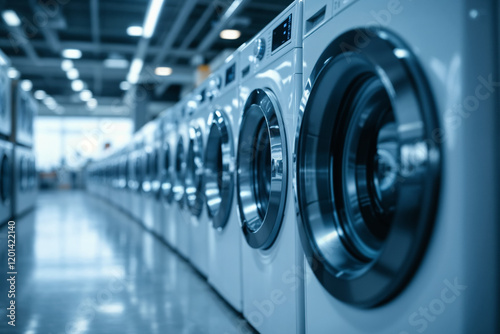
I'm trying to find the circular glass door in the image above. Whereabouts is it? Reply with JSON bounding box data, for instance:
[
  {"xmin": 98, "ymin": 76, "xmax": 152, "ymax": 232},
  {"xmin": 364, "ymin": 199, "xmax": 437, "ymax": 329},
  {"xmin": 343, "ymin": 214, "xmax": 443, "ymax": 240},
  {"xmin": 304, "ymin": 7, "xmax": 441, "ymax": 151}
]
[
  {"xmin": 204, "ymin": 110, "xmax": 235, "ymax": 230},
  {"xmin": 237, "ymin": 89, "xmax": 288, "ymax": 250},
  {"xmin": 162, "ymin": 142, "xmax": 174, "ymax": 204},
  {"xmin": 295, "ymin": 28, "xmax": 441, "ymax": 307},
  {"xmin": 174, "ymin": 136, "xmax": 186, "ymax": 208},
  {"xmin": 0, "ymin": 153, "xmax": 11, "ymax": 203},
  {"xmin": 185, "ymin": 125, "xmax": 204, "ymax": 217},
  {"xmin": 134, "ymin": 154, "xmax": 143, "ymax": 193}
]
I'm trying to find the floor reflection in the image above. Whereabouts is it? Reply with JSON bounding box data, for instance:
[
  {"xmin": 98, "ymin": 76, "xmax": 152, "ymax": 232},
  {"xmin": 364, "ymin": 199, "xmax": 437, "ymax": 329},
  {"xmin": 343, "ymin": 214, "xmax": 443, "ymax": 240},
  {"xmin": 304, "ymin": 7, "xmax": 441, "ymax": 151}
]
[{"xmin": 0, "ymin": 191, "xmax": 254, "ymax": 334}]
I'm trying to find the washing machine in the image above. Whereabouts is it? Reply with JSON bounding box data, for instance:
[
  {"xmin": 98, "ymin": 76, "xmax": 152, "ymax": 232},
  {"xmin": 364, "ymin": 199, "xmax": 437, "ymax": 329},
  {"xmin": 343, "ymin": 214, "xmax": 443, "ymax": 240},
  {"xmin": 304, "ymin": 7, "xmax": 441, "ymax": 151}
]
[
  {"xmin": 159, "ymin": 108, "xmax": 178, "ymax": 249},
  {"xmin": 172, "ymin": 97, "xmax": 191, "ymax": 260},
  {"xmin": 295, "ymin": 0, "xmax": 499, "ymax": 333},
  {"xmin": 11, "ymin": 83, "xmax": 36, "ymax": 148},
  {"xmin": 205, "ymin": 52, "xmax": 243, "ymax": 312},
  {"xmin": 118, "ymin": 144, "xmax": 132, "ymax": 214},
  {"xmin": 0, "ymin": 139, "xmax": 13, "ymax": 225},
  {"xmin": 13, "ymin": 145, "xmax": 36, "ymax": 217},
  {"xmin": 129, "ymin": 131, "xmax": 145, "ymax": 222},
  {"xmin": 236, "ymin": 2, "xmax": 304, "ymax": 332},
  {"xmin": 184, "ymin": 83, "xmax": 211, "ymax": 277},
  {"xmin": 0, "ymin": 51, "xmax": 12, "ymax": 138},
  {"xmin": 142, "ymin": 120, "xmax": 162, "ymax": 232}
]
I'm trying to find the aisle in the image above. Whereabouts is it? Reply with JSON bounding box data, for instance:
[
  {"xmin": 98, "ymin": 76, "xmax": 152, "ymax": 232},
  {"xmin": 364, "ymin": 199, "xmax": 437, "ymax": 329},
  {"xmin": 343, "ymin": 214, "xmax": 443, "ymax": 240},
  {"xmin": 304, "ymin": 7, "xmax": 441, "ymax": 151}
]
[{"xmin": 0, "ymin": 191, "xmax": 254, "ymax": 334}]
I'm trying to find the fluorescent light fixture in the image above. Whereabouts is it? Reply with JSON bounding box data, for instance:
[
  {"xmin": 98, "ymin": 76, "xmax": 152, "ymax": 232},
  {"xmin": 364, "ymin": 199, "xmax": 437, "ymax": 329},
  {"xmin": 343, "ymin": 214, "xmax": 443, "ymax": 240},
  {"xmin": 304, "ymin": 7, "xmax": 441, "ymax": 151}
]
[
  {"xmin": 127, "ymin": 26, "xmax": 143, "ymax": 37},
  {"xmin": 61, "ymin": 59, "xmax": 74, "ymax": 71},
  {"xmin": 222, "ymin": 0, "xmax": 243, "ymax": 20},
  {"xmin": 2, "ymin": 10, "xmax": 21, "ymax": 27},
  {"xmin": 220, "ymin": 29, "xmax": 241, "ymax": 40},
  {"xmin": 62, "ymin": 49, "xmax": 82, "ymax": 59},
  {"xmin": 143, "ymin": 0, "xmax": 165, "ymax": 39},
  {"xmin": 71, "ymin": 80, "xmax": 84, "ymax": 92},
  {"xmin": 127, "ymin": 58, "xmax": 144, "ymax": 84},
  {"xmin": 34, "ymin": 90, "xmax": 46, "ymax": 100},
  {"xmin": 66, "ymin": 68, "xmax": 79, "ymax": 80},
  {"xmin": 104, "ymin": 58, "xmax": 129, "ymax": 69},
  {"xmin": 7, "ymin": 67, "xmax": 19, "ymax": 79},
  {"xmin": 120, "ymin": 81, "xmax": 131, "ymax": 91},
  {"xmin": 80, "ymin": 90, "xmax": 92, "ymax": 101},
  {"xmin": 154, "ymin": 67, "xmax": 172, "ymax": 76},
  {"xmin": 87, "ymin": 98, "xmax": 98, "ymax": 110},
  {"xmin": 20, "ymin": 80, "xmax": 33, "ymax": 92}
]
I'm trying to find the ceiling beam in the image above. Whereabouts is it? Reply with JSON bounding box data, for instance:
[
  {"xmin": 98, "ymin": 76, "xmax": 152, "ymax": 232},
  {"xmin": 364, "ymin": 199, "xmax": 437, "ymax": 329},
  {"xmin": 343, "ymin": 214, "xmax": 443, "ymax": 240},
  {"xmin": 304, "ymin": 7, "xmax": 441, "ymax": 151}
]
[
  {"xmin": 0, "ymin": 40, "xmax": 216, "ymax": 59},
  {"xmin": 152, "ymin": 0, "xmax": 199, "ymax": 66},
  {"xmin": 196, "ymin": 0, "xmax": 251, "ymax": 53},
  {"xmin": 3, "ymin": 27, "xmax": 40, "ymax": 64},
  {"xmin": 154, "ymin": 3, "xmax": 215, "ymax": 97},
  {"xmin": 29, "ymin": 0, "xmax": 62, "ymax": 54},
  {"xmin": 90, "ymin": 0, "xmax": 101, "ymax": 54}
]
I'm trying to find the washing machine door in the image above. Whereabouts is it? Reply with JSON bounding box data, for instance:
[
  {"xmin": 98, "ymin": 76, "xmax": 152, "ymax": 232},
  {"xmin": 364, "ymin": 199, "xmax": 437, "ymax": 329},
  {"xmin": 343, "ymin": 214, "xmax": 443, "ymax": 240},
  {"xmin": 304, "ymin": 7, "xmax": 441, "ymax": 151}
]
[
  {"xmin": 0, "ymin": 152, "xmax": 11, "ymax": 204},
  {"xmin": 161, "ymin": 142, "xmax": 174, "ymax": 204},
  {"xmin": 237, "ymin": 89, "xmax": 288, "ymax": 250},
  {"xmin": 173, "ymin": 136, "xmax": 186, "ymax": 208},
  {"xmin": 295, "ymin": 28, "xmax": 441, "ymax": 308},
  {"xmin": 204, "ymin": 110, "xmax": 235, "ymax": 230},
  {"xmin": 186, "ymin": 125, "xmax": 204, "ymax": 217}
]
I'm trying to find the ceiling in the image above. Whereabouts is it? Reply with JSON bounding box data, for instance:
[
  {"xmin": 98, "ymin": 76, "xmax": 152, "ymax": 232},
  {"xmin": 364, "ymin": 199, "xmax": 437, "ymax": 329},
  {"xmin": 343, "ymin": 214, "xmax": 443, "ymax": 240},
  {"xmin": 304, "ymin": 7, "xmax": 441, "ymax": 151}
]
[{"xmin": 0, "ymin": 0, "xmax": 292, "ymax": 117}]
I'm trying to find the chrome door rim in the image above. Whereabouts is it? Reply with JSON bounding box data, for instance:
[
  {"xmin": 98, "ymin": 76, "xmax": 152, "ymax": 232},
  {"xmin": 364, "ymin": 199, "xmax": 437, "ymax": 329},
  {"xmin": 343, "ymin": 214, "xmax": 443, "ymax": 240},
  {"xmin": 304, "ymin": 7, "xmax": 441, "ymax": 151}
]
[
  {"xmin": 173, "ymin": 136, "xmax": 186, "ymax": 208},
  {"xmin": 237, "ymin": 88, "xmax": 288, "ymax": 250},
  {"xmin": 186, "ymin": 124, "xmax": 205, "ymax": 217},
  {"xmin": 294, "ymin": 28, "xmax": 441, "ymax": 307},
  {"xmin": 161, "ymin": 141, "xmax": 174, "ymax": 204},
  {"xmin": 204, "ymin": 109, "xmax": 235, "ymax": 230}
]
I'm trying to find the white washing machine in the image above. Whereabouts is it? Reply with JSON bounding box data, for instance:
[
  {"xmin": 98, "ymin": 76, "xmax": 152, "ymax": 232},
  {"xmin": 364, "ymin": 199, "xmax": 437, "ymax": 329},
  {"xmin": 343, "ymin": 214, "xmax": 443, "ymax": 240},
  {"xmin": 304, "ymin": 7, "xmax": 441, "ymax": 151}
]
[
  {"xmin": 185, "ymin": 84, "xmax": 210, "ymax": 277},
  {"xmin": 159, "ymin": 108, "xmax": 178, "ymax": 249},
  {"xmin": 129, "ymin": 132, "xmax": 145, "ymax": 222},
  {"xmin": 13, "ymin": 144, "xmax": 36, "ymax": 217},
  {"xmin": 205, "ymin": 52, "xmax": 243, "ymax": 312},
  {"xmin": 11, "ymin": 83, "xmax": 36, "ymax": 148},
  {"xmin": 295, "ymin": 0, "xmax": 499, "ymax": 333},
  {"xmin": 173, "ymin": 97, "xmax": 191, "ymax": 260},
  {"xmin": 0, "ymin": 139, "xmax": 13, "ymax": 225},
  {"xmin": 236, "ymin": 2, "xmax": 304, "ymax": 332},
  {"xmin": 0, "ymin": 51, "xmax": 11, "ymax": 138},
  {"xmin": 142, "ymin": 120, "xmax": 162, "ymax": 232}
]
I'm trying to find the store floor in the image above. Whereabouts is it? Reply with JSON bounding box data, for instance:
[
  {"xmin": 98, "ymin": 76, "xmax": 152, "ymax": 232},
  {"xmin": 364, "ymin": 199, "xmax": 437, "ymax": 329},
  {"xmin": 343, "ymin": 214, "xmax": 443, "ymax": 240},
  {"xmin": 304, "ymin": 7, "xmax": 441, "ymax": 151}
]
[{"xmin": 0, "ymin": 191, "xmax": 254, "ymax": 334}]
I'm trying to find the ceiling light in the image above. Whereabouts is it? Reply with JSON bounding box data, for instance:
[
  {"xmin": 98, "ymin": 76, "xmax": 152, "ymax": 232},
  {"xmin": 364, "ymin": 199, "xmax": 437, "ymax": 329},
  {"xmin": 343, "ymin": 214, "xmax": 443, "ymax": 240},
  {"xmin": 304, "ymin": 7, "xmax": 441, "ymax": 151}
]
[
  {"xmin": 87, "ymin": 98, "xmax": 98, "ymax": 110},
  {"xmin": 104, "ymin": 58, "xmax": 129, "ymax": 69},
  {"xmin": 80, "ymin": 90, "xmax": 92, "ymax": 101},
  {"xmin": 127, "ymin": 58, "xmax": 144, "ymax": 84},
  {"xmin": 61, "ymin": 59, "xmax": 74, "ymax": 71},
  {"xmin": 62, "ymin": 49, "xmax": 82, "ymax": 59},
  {"xmin": 20, "ymin": 80, "xmax": 33, "ymax": 92},
  {"xmin": 220, "ymin": 29, "xmax": 241, "ymax": 40},
  {"xmin": 71, "ymin": 80, "xmax": 84, "ymax": 92},
  {"xmin": 143, "ymin": 0, "xmax": 165, "ymax": 39},
  {"xmin": 34, "ymin": 90, "xmax": 46, "ymax": 100},
  {"xmin": 66, "ymin": 68, "xmax": 79, "ymax": 80},
  {"xmin": 120, "ymin": 81, "xmax": 131, "ymax": 91},
  {"xmin": 154, "ymin": 67, "xmax": 172, "ymax": 76},
  {"xmin": 43, "ymin": 96, "xmax": 57, "ymax": 108},
  {"xmin": 127, "ymin": 26, "xmax": 143, "ymax": 37},
  {"xmin": 2, "ymin": 10, "xmax": 21, "ymax": 27},
  {"xmin": 7, "ymin": 67, "xmax": 19, "ymax": 79}
]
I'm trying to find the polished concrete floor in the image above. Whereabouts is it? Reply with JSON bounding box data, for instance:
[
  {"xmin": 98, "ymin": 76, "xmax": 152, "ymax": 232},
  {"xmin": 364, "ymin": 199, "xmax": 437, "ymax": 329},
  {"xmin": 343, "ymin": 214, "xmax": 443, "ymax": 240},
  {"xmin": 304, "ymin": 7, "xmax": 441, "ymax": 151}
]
[{"xmin": 0, "ymin": 191, "xmax": 254, "ymax": 334}]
